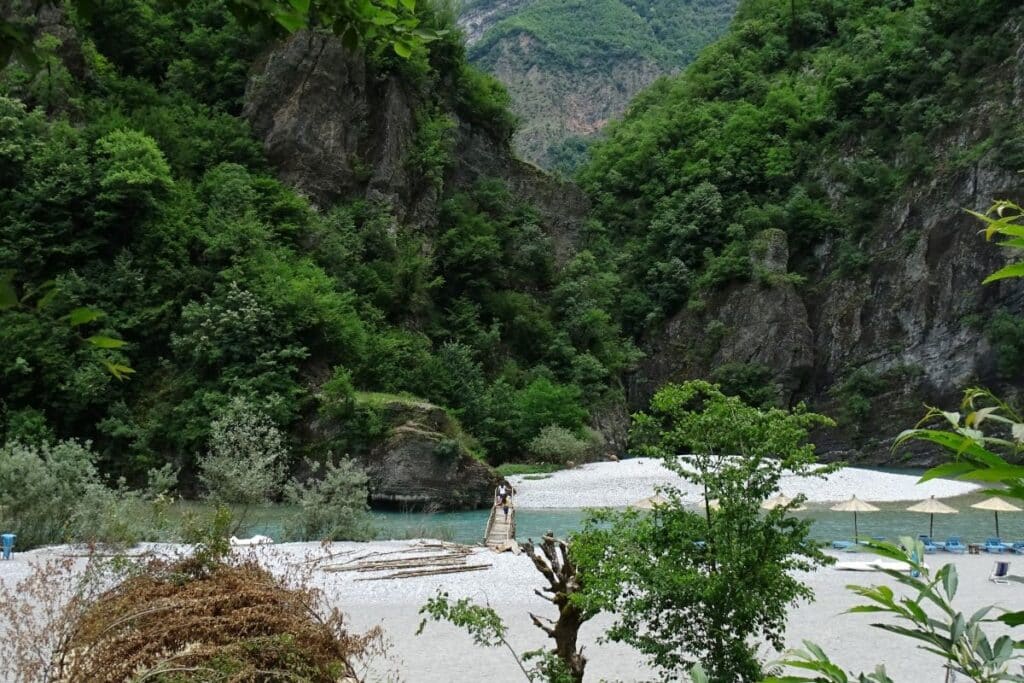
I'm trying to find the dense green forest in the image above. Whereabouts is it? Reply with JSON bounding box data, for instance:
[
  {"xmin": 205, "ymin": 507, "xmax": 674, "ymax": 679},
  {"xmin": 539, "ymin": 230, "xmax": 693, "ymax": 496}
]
[
  {"xmin": 0, "ymin": 0, "xmax": 636, "ymax": 488},
  {"xmin": 2, "ymin": 0, "xmax": 1023, "ymax": 498},
  {"xmin": 579, "ymin": 0, "xmax": 1024, "ymax": 336},
  {"xmin": 471, "ymin": 0, "xmax": 736, "ymax": 70}
]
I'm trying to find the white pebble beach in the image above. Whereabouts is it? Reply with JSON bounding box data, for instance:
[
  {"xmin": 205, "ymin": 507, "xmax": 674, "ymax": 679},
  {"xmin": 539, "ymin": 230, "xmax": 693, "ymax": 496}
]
[
  {"xmin": 0, "ymin": 465, "xmax": 1006, "ymax": 682},
  {"xmin": 507, "ymin": 457, "xmax": 980, "ymax": 508}
]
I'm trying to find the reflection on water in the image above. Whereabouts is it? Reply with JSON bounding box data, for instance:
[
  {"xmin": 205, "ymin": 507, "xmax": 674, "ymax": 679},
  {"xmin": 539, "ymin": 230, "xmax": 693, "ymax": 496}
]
[{"xmin": 236, "ymin": 491, "xmax": 1024, "ymax": 545}]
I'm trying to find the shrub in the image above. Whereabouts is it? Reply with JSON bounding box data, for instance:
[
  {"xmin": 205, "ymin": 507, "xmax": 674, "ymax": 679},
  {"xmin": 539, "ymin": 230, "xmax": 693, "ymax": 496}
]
[
  {"xmin": 283, "ymin": 458, "xmax": 374, "ymax": 542},
  {"xmin": 198, "ymin": 396, "xmax": 287, "ymax": 507},
  {"xmin": 527, "ymin": 425, "xmax": 589, "ymax": 465},
  {"xmin": 986, "ymin": 311, "xmax": 1024, "ymax": 378},
  {"xmin": 513, "ymin": 377, "xmax": 588, "ymax": 443},
  {"xmin": 829, "ymin": 367, "xmax": 889, "ymax": 430},
  {"xmin": 70, "ymin": 465, "xmax": 178, "ymax": 547},
  {"xmin": 0, "ymin": 440, "xmax": 100, "ymax": 548},
  {"xmin": 710, "ymin": 362, "xmax": 778, "ymax": 408}
]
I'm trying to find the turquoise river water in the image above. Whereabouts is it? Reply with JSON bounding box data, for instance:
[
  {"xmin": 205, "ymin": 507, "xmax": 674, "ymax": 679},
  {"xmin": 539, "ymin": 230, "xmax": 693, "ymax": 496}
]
[{"xmin": 233, "ymin": 490, "xmax": 1024, "ymax": 546}]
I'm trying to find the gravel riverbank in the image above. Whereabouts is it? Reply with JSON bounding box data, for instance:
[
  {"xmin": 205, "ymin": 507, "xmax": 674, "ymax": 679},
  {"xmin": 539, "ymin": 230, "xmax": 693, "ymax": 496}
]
[
  {"xmin": 508, "ymin": 458, "xmax": 979, "ymax": 508},
  {"xmin": 1, "ymin": 541, "xmax": 1016, "ymax": 682}
]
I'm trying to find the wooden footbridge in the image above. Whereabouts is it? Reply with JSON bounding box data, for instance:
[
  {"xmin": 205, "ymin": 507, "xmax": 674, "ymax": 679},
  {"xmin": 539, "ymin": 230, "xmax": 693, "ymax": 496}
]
[{"xmin": 484, "ymin": 487, "xmax": 518, "ymax": 552}]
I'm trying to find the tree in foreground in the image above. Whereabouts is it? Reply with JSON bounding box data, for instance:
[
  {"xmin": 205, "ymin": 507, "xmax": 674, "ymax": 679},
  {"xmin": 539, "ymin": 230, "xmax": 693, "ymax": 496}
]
[
  {"xmin": 417, "ymin": 533, "xmax": 593, "ymax": 682},
  {"xmin": 571, "ymin": 380, "xmax": 834, "ymax": 682}
]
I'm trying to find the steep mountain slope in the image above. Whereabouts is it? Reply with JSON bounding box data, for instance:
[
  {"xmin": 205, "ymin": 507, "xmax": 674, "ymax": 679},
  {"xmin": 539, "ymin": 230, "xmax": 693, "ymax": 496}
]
[
  {"xmin": 0, "ymin": 1, "xmax": 635, "ymax": 506},
  {"xmin": 459, "ymin": 0, "xmax": 737, "ymax": 170},
  {"xmin": 579, "ymin": 0, "xmax": 1024, "ymax": 464}
]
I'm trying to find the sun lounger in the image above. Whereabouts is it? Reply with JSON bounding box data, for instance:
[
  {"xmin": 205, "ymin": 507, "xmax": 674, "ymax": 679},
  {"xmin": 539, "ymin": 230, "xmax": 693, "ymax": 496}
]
[
  {"xmin": 944, "ymin": 537, "xmax": 966, "ymax": 554},
  {"xmin": 1011, "ymin": 542, "xmax": 1024, "ymax": 555},
  {"xmin": 918, "ymin": 535, "xmax": 942, "ymax": 553},
  {"xmin": 990, "ymin": 560, "xmax": 1011, "ymax": 584},
  {"xmin": 985, "ymin": 538, "xmax": 1011, "ymax": 553},
  {"xmin": 831, "ymin": 540, "xmax": 854, "ymax": 550}
]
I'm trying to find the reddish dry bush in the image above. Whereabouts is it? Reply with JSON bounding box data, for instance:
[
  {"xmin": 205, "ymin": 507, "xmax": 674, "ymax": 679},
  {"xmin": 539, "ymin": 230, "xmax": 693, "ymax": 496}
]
[{"xmin": 58, "ymin": 557, "xmax": 382, "ymax": 682}]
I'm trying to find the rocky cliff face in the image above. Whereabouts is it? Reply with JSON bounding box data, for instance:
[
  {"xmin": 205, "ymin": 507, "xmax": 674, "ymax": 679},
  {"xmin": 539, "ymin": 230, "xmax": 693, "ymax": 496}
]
[
  {"xmin": 632, "ymin": 107, "xmax": 1024, "ymax": 465},
  {"xmin": 631, "ymin": 230, "xmax": 814, "ymax": 409},
  {"xmin": 243, "ymin": 30, "xmax": 588, "ymax": 258}
]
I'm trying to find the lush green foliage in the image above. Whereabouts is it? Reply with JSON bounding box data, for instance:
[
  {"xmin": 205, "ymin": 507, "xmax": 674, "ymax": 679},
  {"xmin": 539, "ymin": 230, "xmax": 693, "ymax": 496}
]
[
  {"xmin": 1, "ymin": 0, "xmax": 440, "ymax": 68},
  {"xmin": 572, "ymin": 381, "xmax": 834, "ymax": 681},
  {"xmin": 579, "ymin": 0, "xmax": 1023, "ymax": 335},
  {"xmin": 0, "ymin": 440, "xmax": 175, "ymax": 548},
  {"xmin": 472, "ymin": 0, "xmax": 736, "ymax": 70},
  {"xmin": 0, "ymin": 0, "xmax": 634, "ymax": 494},
  {"xmin": 527, "ymin": 425, "xmax": 592, "ymax": 465}
]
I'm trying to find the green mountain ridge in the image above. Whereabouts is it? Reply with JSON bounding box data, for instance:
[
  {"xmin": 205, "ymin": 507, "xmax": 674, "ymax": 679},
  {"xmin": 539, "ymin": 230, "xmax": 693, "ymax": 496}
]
[
  {"xmin": 459, "ymin": 0, "xmax": 737, "ymax": 170},
  {"xmin": 579, "ymin": 0, "xmax": 1024, "ymax": 462}
]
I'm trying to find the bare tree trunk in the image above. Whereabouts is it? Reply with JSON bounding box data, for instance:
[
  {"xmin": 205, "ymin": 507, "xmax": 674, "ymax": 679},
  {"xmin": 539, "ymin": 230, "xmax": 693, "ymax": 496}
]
[{"xmin": 522, "ymin": 533, "xmax": 588, "ymax": 683}]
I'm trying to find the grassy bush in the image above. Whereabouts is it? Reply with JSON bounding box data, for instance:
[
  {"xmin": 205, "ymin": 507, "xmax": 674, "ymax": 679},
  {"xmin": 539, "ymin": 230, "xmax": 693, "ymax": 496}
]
[
  {"xmin": 527, "ymin": 425, "xmax": 589, "ymax": 465},
  {"xmin": 283, "ymin": 458, "xmax": 375, "ymax": 542}
]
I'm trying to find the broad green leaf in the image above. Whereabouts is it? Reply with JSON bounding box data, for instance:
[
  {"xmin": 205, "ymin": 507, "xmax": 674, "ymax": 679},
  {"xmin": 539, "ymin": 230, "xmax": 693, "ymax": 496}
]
[
  {"xmin": 273, "ymin": 9, "xmax": 305, "ymax": 31},
  {"xmin": 392, "ymin": 39, "xmax": 412, "ymax": 57},
  {"xmin": 983, "ymin": 262, "xmax": 1024, "ymax": 284},
  {"xmin": 399, "ymin": 0, "xmax": 415, "ymax": 9},
  {"xmin": 67, "ymin": 307, "xmax": 104, "ymax": 326},
  {"xmin": 102, "ymin": 361, "xmax": 136, "ymax": 381},
  {"xmin": 86, "ymin": 335, "xmax": 127, "ymax": 349},
  {"xmin": 288, "ymin": 0, "xmax": 310, "ymax": 13},
  {"xmin": 998, "ymin": 611, "xmax": 1024, "ymax": 627},
  {"xmin": 942, "ymin": 565, "xmax": 958, "ymax": 601},
  {"xmin": 371, "ymin": 9, "xmax": 398, "ymax": 25}
]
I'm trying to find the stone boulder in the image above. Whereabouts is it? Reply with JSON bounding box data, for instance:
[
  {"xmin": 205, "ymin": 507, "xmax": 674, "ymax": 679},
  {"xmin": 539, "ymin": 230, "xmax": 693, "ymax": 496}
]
[{"xmin": 356, "ymin": 397, "xmax": 498, "ymax": 510}]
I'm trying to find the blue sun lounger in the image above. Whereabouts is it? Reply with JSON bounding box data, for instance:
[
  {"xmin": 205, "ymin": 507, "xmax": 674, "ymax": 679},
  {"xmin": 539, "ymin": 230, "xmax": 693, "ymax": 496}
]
[
  {"xmin": 944, "ymin": 537, "xmax": 966, "ymax": 554},
  {"xmin": 985, "ymin": 538, "xmax": 1011, "ymax": 553}
]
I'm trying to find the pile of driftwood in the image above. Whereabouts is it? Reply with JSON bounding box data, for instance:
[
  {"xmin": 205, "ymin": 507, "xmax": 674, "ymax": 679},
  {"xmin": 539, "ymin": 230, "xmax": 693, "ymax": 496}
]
[{"xmin": 317, "ymin": 542, "xmax": 491, "ymax": 581}]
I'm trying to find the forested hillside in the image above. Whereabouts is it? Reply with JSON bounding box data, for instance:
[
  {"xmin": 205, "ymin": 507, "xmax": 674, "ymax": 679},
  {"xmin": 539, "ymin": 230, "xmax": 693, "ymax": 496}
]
[
  {"xmin": 460, "ymin": 0, "xmax": 737, "ymax": 170},
  {"xmin": 0, "ymin": 0, "xmax": 636, "ymax": 503},
  {"xmin": 579, "ymin": 0, "xmax": 1024, "ymax": 462},
  {"xmin": 4, "ymin": 0, "xmax": 1024, "ymax": 503}
]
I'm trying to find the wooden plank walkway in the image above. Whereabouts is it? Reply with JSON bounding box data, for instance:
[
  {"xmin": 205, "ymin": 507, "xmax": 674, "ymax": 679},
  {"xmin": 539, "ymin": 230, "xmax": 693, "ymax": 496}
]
[{"xmin": 484, "ymin": 489, "xmax": 516, "ymax": 550}]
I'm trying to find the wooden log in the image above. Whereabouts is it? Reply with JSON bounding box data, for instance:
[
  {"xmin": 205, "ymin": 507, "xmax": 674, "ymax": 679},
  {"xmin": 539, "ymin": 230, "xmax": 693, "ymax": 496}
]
[{"xmin": 354, "ymin": 564, "xmax": 492, "ymax": 581}]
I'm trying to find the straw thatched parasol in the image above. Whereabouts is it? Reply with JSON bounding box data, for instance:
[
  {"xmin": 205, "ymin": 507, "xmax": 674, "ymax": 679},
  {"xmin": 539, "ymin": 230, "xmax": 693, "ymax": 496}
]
[
  {"xmin": 762, "ymin": 494, "xmax": 807, "ymax": 512},
  {"xmin": 970, "ymin": 496, "xmax": 1022, "ymax": 538},
  {"xmin": 830, "ymin": 495, "xmax": 879, "ymax": 540},
  {"xmin": 906, "ymin": 495, "xmax": 957, "ymax": 538},
  {"xmin": 629, "ymin": 493, "xmax": 670, "ymax": 510}
]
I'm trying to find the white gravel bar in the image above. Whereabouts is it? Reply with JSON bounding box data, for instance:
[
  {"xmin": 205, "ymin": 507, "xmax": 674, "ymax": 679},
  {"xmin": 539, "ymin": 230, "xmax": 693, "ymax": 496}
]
[
  {"xmin": 507, "ymin": 457, "xmax": 979, "ymax": 508},
  {"xmin": 1, "ymin": 541, "xmax": 1015, "ymax": 682}
]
